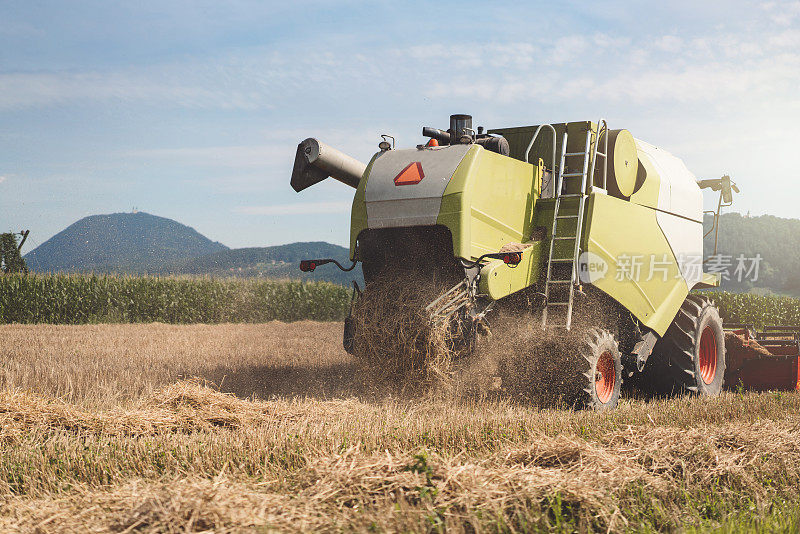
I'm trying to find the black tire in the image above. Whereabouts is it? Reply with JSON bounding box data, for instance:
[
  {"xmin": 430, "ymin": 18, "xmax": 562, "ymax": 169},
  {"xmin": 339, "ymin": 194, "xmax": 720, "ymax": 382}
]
[
  {"xmin": 582, "ymin": 328, "xmax": 622, "ymax": 410},
  {"xmin": 573, "ymin": 328, "xmax": 623, "ymax": 410},
  {"xmin": 495, "ymin": 326, "xmax": 622, "ymax": 410},
  {"xmin": 645, "ymin": 295, "xmax": 725, "ymax": 396}
]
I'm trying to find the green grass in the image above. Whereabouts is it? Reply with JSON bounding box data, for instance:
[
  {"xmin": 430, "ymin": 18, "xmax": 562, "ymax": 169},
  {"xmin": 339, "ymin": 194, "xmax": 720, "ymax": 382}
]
[
  {"xmin": 0, "ymin": 273, "xmax": 350, "ymax": 324},
  {"xmin": 687, "ymin": 498, "xmax": 800, "ymax": 533}
]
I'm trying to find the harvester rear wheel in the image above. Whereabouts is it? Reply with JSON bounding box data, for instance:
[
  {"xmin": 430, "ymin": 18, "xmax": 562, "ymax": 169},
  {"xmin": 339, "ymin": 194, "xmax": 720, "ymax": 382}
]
[
  {"xmin": 646, "ymin": 295, "xmax": 725, "ymax": 396},
  {"xmin": 569, "ymin": 328, "xmax": 622, "ymax": 410}
]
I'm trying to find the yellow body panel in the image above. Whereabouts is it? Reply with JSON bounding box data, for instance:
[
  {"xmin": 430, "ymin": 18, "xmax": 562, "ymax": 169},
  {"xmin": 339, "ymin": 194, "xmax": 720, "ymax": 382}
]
[
  {"xmin": 628, "ymin": 142, "xmax": 661, "ymax": 210},
  {"xmin": 584, "ymin": 193, "xmax": 688, "ymax": 335},
  {"xmin": 438, "ymin": 147, "xmax": 538, "ymax": 260},
  {"xmin": 477, "ymin": 242, "xmax": 543, "ymax": 299}
]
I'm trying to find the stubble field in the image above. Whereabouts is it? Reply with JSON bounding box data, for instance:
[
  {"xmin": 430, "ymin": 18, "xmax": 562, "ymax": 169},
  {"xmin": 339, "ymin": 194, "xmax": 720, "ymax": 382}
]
[{"xmin": 1, "ymin": 322, "xmax": 799, "ymax": 533}]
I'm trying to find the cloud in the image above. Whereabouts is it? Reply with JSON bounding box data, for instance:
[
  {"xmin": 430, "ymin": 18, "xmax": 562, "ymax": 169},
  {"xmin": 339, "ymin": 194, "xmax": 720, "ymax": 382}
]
[
  {"xmin": 235, "ymin": 201, "xmax": 351, "ymax": 216},
  {"xmin": 124, "ymin": 125, "xmax": 379, "ymax": 173},
  {"xmin": 0, "ymin": 67, "xmax": 282, "ymax": 111},
  {"xmin": 653, "ymin": 35, "xmax": 683, "ymax": 53},
  {"xmin": 762, "ymin": 0, "xmax": 800, "ymax": 26},
  {"xmin": 0, "ymin": 176, "xmax": 6, "ymax": 183},
  {"xmin": 3, "ymin": 16, "xmax": 795, "ymax": 119},
  {"xmin": 418, "ymin": 26, "xmax": 800, "ymax": 110},
  {"xmin": 128, "ymin": 144, "xmax": 292, "ymax": 168},
  {"xmin": 0, "ymin": 42, "xmax": 375, "ymax": 112}
]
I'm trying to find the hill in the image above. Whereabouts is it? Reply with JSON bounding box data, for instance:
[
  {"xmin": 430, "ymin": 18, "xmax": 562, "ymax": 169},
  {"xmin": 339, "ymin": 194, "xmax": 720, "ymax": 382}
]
[
  {"xmin": 165, "ymin": 242, "xmax": 364, "ymax": 286},
  {"xmin": 24, "ymin": 212, "xmax": 228, "ymax": 274},
  {"xmin": 704, "ymin": 212, "xmax": 800, "ymax": 295}
]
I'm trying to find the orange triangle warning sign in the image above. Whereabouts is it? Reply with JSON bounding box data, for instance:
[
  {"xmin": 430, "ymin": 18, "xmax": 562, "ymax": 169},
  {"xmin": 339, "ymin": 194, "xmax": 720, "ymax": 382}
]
[{"xmin": 394, "ymin": 162, "xmax": 424, "ymax": 186}]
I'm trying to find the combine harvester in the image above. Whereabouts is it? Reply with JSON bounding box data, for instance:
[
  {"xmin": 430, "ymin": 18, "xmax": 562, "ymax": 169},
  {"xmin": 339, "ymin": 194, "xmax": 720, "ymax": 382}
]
[{"xmin": 290, "ymin": 114, "xmax": 800, "ymax": 408}]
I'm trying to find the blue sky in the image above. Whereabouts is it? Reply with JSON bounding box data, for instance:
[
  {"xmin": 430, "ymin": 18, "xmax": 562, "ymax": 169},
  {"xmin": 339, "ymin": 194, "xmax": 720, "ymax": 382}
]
[{"xmin": 2, "ymin": 1, "xmax": 799, "ymax": 250}]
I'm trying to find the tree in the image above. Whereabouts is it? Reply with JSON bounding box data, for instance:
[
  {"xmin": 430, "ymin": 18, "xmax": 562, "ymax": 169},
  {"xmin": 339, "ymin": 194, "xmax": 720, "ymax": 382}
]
[{"xmin": 0, "ymin": 231, "xmax": 28, "ymax": 274}]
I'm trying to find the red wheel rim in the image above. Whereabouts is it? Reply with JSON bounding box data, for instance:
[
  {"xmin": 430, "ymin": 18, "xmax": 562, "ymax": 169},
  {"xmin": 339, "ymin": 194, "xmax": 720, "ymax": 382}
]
[
  {"xmin": 595, "ymin": 350, "xmax": 616, "ymax": 404},
  {"xmin": 699, "ymin": 326, "xmax": 718, "ymax": 385}
]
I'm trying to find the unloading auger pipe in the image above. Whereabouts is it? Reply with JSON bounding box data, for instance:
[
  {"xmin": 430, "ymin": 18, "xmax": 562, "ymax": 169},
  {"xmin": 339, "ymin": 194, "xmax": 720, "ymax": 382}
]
[{"xmin": 291, "ymin": 138, "xmax": 367, "ymax": 192}]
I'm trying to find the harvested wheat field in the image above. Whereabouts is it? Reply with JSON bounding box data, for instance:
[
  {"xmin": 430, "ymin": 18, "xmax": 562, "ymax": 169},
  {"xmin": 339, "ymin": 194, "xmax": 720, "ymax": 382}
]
[{"xmin": 1, "ymin": 323, "xmax": 799, "ymax": 533}]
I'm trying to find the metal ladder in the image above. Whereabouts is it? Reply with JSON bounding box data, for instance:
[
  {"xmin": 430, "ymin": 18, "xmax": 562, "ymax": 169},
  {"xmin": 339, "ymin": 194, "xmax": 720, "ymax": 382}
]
[{"xmin": 541, "ymin": 120, "xmax": 608, "ymax": 330}]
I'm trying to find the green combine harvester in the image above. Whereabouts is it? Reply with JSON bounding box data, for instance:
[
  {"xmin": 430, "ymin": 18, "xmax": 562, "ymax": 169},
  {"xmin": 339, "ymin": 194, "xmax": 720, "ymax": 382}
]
[{"xmin": 291, "ymin": 114, "xmax": 800, "ymax": 409}]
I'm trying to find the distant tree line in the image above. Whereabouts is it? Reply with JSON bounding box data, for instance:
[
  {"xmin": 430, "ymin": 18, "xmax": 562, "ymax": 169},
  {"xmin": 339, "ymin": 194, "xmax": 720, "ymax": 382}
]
[
  {"xmin": 706, "ymin": 213, "xmax": 800, "ymax": 296},
  {"xmin": 0, "ymin": 232, "xmax": 28, "ymax": 274}
]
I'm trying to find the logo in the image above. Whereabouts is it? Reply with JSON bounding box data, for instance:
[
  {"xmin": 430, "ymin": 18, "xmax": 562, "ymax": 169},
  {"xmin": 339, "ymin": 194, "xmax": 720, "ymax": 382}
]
[
  {"xmin": 394, "ymin": 162, "xmax": 424, "ymax": 186},
  {"xmin": 578, "ymin": 251, "xmax": 609, "ymax": 284}
]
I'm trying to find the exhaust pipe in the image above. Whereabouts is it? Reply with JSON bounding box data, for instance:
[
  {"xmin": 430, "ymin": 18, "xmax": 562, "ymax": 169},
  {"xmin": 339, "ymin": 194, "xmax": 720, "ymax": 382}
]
[
  {"xmin": 291, "ymin": 138, "xmax": 367, "ymax": 192},
  {"xmin": 449, "ymin": 114, "xmax": 472, "ymax": 144}
]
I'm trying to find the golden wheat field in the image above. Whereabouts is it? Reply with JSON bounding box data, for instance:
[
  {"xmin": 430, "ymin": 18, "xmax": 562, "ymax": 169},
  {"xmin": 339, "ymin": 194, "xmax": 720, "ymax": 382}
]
[{"xmin": 1, "ymin": 322, "xmax": 799, "ymax": 533}]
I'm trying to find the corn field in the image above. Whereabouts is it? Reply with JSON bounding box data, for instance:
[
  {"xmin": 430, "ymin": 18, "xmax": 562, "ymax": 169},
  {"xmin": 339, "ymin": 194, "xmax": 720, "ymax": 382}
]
[
  {"xmin": 0, "ymin": 274, "xmax": 350, "ymax": 324},
  {"xmin": 702, "ymin": 290, "xmax": 800, "ymax": 328},
  {"xmin": 0, "ymin": 274, "xmax": 797, "ymax": 326}
]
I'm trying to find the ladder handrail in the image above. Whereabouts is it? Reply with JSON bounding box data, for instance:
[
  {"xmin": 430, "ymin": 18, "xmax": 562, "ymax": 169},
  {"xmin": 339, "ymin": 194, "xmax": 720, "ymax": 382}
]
[
  {"xmin": 556, "ymin": 130, "xmax": 568, "ymax": 195},
  {"xmin": 571, "ymin": 130, "xmax": 591, "ymax": 282},
  {"xmin": 524, "ymin": 123, "xmax": 557, "ymax": 171},
  {"xmin": 588, "ymin": 119, "xmax": 609, "ymax": 192}
]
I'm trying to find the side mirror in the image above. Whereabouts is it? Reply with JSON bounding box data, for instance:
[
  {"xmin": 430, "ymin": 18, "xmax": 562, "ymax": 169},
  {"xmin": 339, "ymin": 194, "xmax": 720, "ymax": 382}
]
[
  {"xmin": 699, "ymin": 175, "xmax": 740, "ymax": 260},
  {"xmin": 697, "ymin": 175, "xmax": 739, "ymax": 205},
  {"xmin": 720, "ymin": 175, "xmax": 739, "ymax": 204}
]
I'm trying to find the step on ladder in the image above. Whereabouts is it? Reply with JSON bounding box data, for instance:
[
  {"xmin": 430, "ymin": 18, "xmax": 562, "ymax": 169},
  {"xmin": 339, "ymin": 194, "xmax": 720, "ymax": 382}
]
[{"xmin": 541, "ymin": 120, "xmax": 608, "ymax": 330}]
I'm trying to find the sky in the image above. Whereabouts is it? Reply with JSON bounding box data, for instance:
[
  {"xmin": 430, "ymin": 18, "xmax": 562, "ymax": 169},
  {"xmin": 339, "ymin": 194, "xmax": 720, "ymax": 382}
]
[{"xmin": 1, "ymin": 0, "xmax": 799, "ymax": 251}]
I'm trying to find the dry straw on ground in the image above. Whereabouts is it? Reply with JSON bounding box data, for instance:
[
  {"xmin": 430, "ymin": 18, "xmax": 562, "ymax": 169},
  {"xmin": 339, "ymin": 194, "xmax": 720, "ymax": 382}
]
[{"xmin": 1, "ymin": 322, "xmax": 799, "ymax": 532}]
